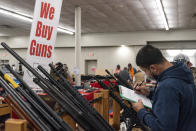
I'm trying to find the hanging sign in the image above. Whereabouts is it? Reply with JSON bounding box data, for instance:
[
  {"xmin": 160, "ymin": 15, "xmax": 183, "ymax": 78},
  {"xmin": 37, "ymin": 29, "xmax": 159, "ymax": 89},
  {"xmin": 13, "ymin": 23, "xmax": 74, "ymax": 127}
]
[{"xmin": 24, "ymin": 0, "xmax": 63, "ymax": 90}]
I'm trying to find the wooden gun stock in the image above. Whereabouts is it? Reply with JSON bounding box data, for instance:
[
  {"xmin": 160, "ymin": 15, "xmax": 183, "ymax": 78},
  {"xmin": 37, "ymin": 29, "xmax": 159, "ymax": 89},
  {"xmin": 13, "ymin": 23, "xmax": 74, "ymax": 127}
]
[{"xmin": 5, "ymin": 94, "xmax": 41, "ymax": 131}]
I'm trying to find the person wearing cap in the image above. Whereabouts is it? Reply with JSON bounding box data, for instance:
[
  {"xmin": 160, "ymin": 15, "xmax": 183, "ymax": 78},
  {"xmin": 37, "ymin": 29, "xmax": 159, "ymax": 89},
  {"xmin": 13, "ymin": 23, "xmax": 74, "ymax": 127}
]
[
  {"xmin": 173, "ymin": 54, "xmax": 196, "ymax": 88},
  {"xmin": 50, "ymin": 62, "xmax": 64, "ymax": 80},
  {"xmin": 173, "ymin": 53, "xmax": 193, "ymax": 69},
  {"xmin": 63, "ymin": 64, "xmax": 73, "ymax": 83},
  {"xmin": 131, "ymin": 45, "xmax": 196, "ymax": 131},
  {"xmin": 190, "ymin": 67, "xmax": 196, "ymax": 88}
]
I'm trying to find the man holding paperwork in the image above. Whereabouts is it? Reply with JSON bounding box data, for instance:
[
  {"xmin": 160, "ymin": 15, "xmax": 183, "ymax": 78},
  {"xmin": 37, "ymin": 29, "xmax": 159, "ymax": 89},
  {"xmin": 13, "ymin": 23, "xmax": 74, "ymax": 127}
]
[{"xmin": 131, "ymin": 45, "xmax": 196, "ymax": 131}]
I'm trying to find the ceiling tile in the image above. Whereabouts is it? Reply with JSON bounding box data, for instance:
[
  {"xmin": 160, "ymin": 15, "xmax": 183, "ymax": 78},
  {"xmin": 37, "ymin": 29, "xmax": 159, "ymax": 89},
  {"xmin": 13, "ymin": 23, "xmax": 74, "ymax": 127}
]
[
  {"xmin": 141, "ymin": 0, "xmax": 157, "ymax": 9},
  {"xmin": 162, "ymin": 0, "xmax": 178, "ymax": 8},
  {"xmin": 0, "ymin": 0, "xmax": 196, "ymax": 35}
]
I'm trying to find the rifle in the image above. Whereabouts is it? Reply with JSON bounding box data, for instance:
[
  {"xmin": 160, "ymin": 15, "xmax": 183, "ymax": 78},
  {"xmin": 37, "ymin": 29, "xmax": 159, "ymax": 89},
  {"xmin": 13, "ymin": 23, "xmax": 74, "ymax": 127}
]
[
  {"xmin": 105, "ymin": 69, "xmax": 133, "ymax": 89},
  {"xmin": 38, "ymin": 64, "xmax": 113, "ymax": 131},
  {"xmin": 94, "ymin": 75, "xmax": 149, "ymax": 131},
  {"xmin": 33, "ymin": 77, "xmax": 94, "ymax": 130},
  {"xmin": 104, "ymin": 71, "xmax": 150, "ymax": 130},
  {"xmin": 5, "ymin": 94, "xmax": 41, "ymax": 131},
  {"xmin": 47, "ymin": 64, "xmax": 113, "ymax": 131},
  {"xmin": 5, "ymin": 64, "xmax": 72, "ymax": 131},
  {"xmin": 0, "ymin": 68, "xmax": 72, "ymax": 131},
  {"xmin": 1, "ymin": 42, "xmax": 113, "ymax": 131},
  {"xmin": 0, "ymin": 77, "xmax": 51, "ymax": 131},
  {"xmin": 93, "ymin": 76, "xmax": 140, "ymax": 130}
]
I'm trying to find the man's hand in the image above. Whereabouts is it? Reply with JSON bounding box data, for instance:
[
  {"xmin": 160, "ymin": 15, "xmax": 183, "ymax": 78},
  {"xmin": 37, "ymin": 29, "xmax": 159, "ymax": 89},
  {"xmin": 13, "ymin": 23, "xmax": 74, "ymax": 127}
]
[
  {"xmin": 131, "ymin": 99, "xmax": 145, "ymax": 112},
  {"xmin": 134, "ymin": 82, "xmax": 150, "ymax": 96}
]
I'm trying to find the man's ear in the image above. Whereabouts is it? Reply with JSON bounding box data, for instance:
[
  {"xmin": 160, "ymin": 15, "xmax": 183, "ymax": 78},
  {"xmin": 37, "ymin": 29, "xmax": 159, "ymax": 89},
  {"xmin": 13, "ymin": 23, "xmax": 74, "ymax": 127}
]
[{"xmin": 149, "ymin": 64, "xmax": 157, "ymax": 71}]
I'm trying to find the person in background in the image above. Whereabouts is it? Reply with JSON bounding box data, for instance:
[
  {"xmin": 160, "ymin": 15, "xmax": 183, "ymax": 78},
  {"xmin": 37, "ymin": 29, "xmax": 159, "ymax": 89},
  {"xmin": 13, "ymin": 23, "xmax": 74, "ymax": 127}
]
[
  {"xmin": 190, "ymin": 67, "xmax": 196, "ymax": 88},
  {"xmin": 50, "ymin": 62, "xmax": 63, "ymax": 81},
  {"xmin": 173, "ymin": 54, "xmax": 196, "ymax": 88},
  {"xmin": 128, "ymin": 63, "xmax": 137, "ymax": 81},
  {"xmin": 63, "ymin": 64, "xmax": 72, "ymax": 83},
  {"xmin": 119, "ymin": 67, "xmax": 130, "ymax": 84},
  {"xmin": 131, "ymin": 45, "xmax": 196, "ymax": 131},
  {"xmin": 55, "ymin": 62, "xmax": 63, "ymax": 71},
  {"xmin": 173, "ymin": 53, "xmax": 193, "ymax": 69},
  {"xmin": 114, "ymin": 64, "xmax": 121, "ymax": 74},
  {"xmin": 50, "ymin": 62, "xmax": 57, "ymax": 80}
]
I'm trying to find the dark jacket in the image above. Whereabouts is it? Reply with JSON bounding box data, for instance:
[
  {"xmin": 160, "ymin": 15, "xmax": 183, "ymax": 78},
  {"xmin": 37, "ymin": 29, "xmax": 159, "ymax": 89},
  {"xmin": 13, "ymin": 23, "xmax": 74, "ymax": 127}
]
[
  {"xmin": 138, "ymin": 63, "xmax": 196, "ymax": 131},
  {"xmin": 119, "ymin": 69, "xmax": 130, "ymax": 82}
]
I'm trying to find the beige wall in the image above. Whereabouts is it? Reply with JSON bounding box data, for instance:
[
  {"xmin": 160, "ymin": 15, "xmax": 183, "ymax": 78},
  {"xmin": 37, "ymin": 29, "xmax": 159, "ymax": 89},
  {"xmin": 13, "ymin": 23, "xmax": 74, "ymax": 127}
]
[
  {"xmin": 0, "ymin": 29, "xmax": 196, "ymax": 74},
  {"xmin": 0, "ymin": 46, "xmax": 142, "ymax": 74},
  {"xmin": 2, "ymin": 29, "xmax": 196, "ymax": 48}
]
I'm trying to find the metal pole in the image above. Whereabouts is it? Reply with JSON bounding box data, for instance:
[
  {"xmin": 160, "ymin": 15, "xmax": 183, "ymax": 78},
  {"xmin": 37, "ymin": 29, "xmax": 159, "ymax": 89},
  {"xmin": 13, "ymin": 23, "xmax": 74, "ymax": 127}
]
[{"xmin": 75, "ymin": 6, "xmax": 81, "ymax": 86}]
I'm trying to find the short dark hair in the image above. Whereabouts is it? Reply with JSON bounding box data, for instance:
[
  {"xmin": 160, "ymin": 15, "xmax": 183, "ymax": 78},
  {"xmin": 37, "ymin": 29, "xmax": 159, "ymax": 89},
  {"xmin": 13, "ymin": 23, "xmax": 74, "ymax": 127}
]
[
  {"xmin": 117, "ymin": 64, "xmax": 120, "ymax": 69},
  {"xmin": 136, "ymin": 45, "xmax": 166, "ymax": 68},
  {"xmin": 124, "ymin": 67, "xmax": 128, "ymax": 70},
  {"xmin": 56, "ymin": 62, "xmax": 63, "ymax": 71}
]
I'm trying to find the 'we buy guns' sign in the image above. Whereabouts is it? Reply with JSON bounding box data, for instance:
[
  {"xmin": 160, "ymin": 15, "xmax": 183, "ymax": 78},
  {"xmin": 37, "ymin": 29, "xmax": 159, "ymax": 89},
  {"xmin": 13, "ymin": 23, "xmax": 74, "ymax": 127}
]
[{"xmin": 24, "ymin": 0, "xmax": 63, "ymax": 90}]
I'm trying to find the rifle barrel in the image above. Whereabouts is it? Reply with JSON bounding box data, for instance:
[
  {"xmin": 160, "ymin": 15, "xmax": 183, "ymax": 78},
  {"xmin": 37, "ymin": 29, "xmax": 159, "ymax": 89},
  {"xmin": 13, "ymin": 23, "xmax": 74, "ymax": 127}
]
[{"xmin": 5, "ymin": 64, "xmax": 72, "ymax": 131}]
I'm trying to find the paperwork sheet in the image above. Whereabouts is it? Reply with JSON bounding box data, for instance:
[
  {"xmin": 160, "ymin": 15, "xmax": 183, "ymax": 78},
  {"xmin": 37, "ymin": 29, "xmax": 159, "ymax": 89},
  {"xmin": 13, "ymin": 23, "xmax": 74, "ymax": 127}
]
[{"xmin": 119, "ymin": 85, "xmax": 152, "ymax": 109}]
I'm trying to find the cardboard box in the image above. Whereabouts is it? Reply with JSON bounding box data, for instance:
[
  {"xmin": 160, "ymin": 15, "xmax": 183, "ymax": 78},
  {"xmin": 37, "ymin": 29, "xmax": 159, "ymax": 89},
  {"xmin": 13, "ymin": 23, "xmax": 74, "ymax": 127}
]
[
  {"xmin": 5, "ymin": 119, "xmax": 27, "ymax": 131},
  {"xmin": 0, "ymin": 104, "xmax": 11, "ymax": 116}
]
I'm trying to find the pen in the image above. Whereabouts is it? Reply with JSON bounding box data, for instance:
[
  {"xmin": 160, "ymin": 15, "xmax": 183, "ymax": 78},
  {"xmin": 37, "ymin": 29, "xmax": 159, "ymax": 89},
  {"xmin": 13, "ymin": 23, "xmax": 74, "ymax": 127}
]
[{"xmin": 134, "ymin": 80, "xmax": 145, "ymax": 91}]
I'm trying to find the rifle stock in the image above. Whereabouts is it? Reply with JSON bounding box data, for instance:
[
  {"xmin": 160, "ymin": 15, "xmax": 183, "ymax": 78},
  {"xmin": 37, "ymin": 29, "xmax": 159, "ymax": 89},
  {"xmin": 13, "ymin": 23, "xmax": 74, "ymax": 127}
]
[
  {"xmin": 5, "ymin": 94, "xmax": 41, "ymax": 131},
  {"xmin": 2, "ymin": 66, "xmax": 71, "ymax": 131},
  {"xmin": 0, "ymin": 77, "xmax": 50, "ymax": 131},
  {"xmin": 5, "ymin": 64, "xmax": 72, "ymax": 131}
]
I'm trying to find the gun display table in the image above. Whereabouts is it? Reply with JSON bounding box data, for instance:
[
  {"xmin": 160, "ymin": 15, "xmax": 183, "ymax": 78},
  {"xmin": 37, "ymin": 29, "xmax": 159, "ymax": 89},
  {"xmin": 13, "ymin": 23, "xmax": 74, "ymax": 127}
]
[
  {"xmin": 37, "ymin": 93, "xmax": 57, "ymax": 109},
  {"xmin": 0, "ymin": 104, "xmax": 12, "ymax": 124},
  {"xmin": 38, "ymin": 90, "xmax": 101, "ymax": 102},
  {"xmin": 78, "ymin": 89, "xmax": 100, "ymax": 101},
  {"xmin": 11, "ymin": 93, "xmax": 56, "ymax": 119},
  {"xmin": 90, "ymin": 80, "xmax": 117, "ymax": 89}
]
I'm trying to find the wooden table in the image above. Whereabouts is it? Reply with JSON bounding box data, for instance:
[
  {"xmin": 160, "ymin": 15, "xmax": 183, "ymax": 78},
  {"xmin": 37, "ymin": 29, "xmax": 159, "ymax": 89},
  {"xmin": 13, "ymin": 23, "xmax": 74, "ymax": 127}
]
[{"xmin": 0, "ymin": 104, "xmax": 11, "ymax": 116}]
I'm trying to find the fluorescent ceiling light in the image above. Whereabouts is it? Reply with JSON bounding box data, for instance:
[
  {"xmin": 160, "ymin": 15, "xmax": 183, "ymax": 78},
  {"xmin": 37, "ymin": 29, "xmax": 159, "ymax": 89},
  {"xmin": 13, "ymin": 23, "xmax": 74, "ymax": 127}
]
[
  {"xmin": 121, "ymin": 45, "xmax": 125, "ymax": 47},
  {"xmin": 155, "ymin": 0, "xmax": 169, "ymax": 30},
  {"xmin": 166, "ymin": 50, "xmax": 196, "ymax": 57},
  {"xmin": 0, "ymin": 7, "xmax": 74, "ymax": 35},
  {"xmin": 0, "ymin": 8, "xmax": 33, "ymax": 22},
  {"xmin": 0, "ymin": 33, "xmax": 8, "ymax": 36},
  {"xmin": 57, "ymin": 26, "xmax": 74, "ymax": 35}
]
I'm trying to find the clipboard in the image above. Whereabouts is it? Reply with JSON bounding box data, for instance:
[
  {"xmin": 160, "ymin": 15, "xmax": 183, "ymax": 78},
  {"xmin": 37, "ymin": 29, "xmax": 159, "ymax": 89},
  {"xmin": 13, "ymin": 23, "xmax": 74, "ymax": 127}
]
[{"xmin": 119, "ymin": 85, "xmax": 152, "ymax": 109}]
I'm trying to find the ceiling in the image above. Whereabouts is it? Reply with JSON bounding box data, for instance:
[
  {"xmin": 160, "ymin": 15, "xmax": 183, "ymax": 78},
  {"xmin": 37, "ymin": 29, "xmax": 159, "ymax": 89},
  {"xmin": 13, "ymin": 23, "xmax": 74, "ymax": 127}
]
[{"xmin": 0, "ymin": 0, "xmax": 196, "ymax": 36}]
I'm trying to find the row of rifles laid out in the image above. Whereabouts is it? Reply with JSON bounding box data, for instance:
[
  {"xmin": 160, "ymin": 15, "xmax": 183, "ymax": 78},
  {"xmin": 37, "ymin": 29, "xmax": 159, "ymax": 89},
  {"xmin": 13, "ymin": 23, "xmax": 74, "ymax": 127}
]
[
  {"xmin": 0, "ymin": 42, "xmax": 147, "ymax": 131},
  {"xmin": 0, "ymin": 42, "xmax": 114, "ymax": 131}
]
